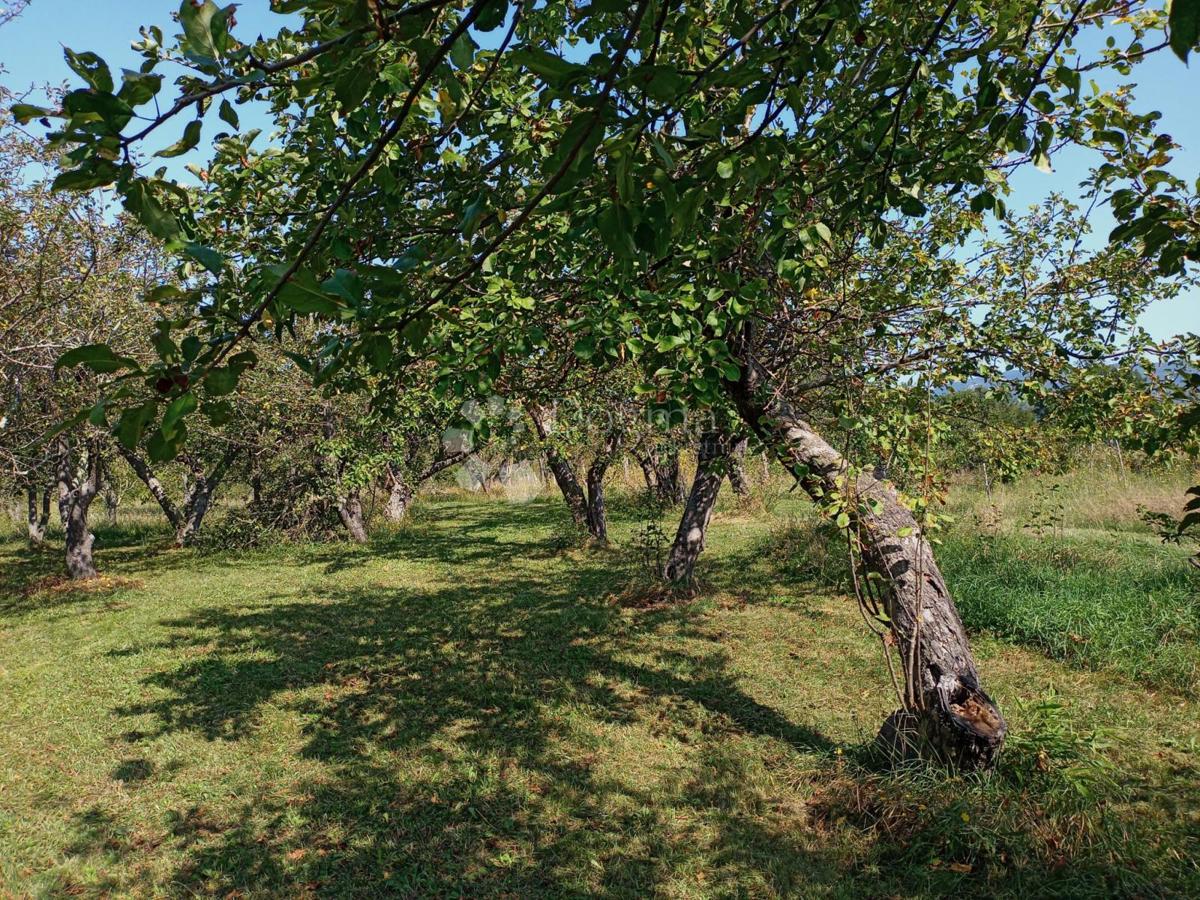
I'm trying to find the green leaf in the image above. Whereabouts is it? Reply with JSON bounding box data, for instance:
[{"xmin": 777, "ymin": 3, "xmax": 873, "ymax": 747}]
[
  {"xmin": 11, "ymin": 103, "xmax": 53, "ymax": 124},
  {"xmin": 475, "ymin": 0, "xmax": 509, "ymax": 31},
  {"xmin": 835, "ymin": 512, "xmax": 850, "ymax": 529},
  {"xmin": 450, "ymin": 33, "xmax": 477, "ymax": 69},
  {"xmin": 122, "ymin": 180, "xmax": 181, "ymax": 241},
  {"xmin": 62, "ymin": 89, "xmax": 133, "ymax": 131},
  {"xmin": 116, "ymin": 401, "xmax": 156, "ymax": 450},
  {"xmin": 55, "ymin": 344, "xmax": 140, "ymax": 374},
  {"xmin": 716, "ymin": 157, "xmax": 734, "ymax": 179},
  {"xmin": 179, "ymin": 0, "xmax": 222, "ymax": 64},
  {"xmin": 154, "ymin": 119, "xmax": 202, "ymax": 157},
  {"xmin": 185, "ymin": 242, "xmax": 224, "ymax": 276},
  {"xmin": 1170, "ymin": 0, "xmax": 1200, "ymax": 61},
  {"xmin": 460, "ymin": 194, "xmax": 487, "ymax": 239},
  {"xmin": 160, "ymin": 391, "xmax": 197, "ymax": 438},
  {"xmin": 273, "ymin": 268, "xmax": 342, "ymax": 315},
  {"xmin": 118, "ymin": 69, "xmax": 163, "ymax": 106},
  {"xmin": 218, "ymin": 98, "xmax": 239, "ymax": 129},
  {"xmin": 64, "ymin": 49, "xmax": 113, "ymax": 92},
  {"xmin": 509, "ymin": 47, "xmax": 588, "ymax": 87},
  {"xmin": 204, "ymin": 366, "xmax": 240, "ymax": 397},
  {"xmin": 52, "ymin": 162, "xmax": 120, "ymax": 192}
]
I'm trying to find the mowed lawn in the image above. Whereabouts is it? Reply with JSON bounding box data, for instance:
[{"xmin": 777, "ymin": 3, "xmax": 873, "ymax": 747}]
[{"xmin": 2, "ymin": 494, "xmax": 1199, "ymax": 897}]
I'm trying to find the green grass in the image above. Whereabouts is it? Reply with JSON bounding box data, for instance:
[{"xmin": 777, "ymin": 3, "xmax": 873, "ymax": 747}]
[
  {"xmin": 2, "ymin": 493, "xmax": 1199, "ymax": 897},
  {"xmin": 939, "ymin": 529, "xmax": 1200, "ymax": 694}
]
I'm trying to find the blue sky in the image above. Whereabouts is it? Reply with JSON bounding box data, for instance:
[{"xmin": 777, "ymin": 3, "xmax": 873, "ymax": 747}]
[{"xmin": 2, "ymin": 1, "xmax": 1197, "ymax": 340}]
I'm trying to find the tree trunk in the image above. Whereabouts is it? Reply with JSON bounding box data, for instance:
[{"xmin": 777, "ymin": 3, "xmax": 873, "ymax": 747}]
[
  {"xmin": 57, "ymin": 438, "xmax": 100, "ymax": 580},
  {"xmin": 337, "ymin": 490, "xmax": 369, "ymax": 543},
  {"xmin": 528, "ymin": 404, "xmax": 588, "ymax": 527},
  {"xmin": 725, "ymin": 349, "xmax": 1006, "ymax": 770},
  {"xmin": 26, "ymin": 485, "xmax": 50, "ymax": 546},
  {"xmin": 664, "ymin": 432, "xmax": 728, "ymax": 584},
  {"xmin": 728, "ymin": 436, "xmax": 751, "ymax": 496},
  {"xmin": 117, "ymin": 444, "xmax": 183, "ymax": 532},
  {"xmin": 383, "ymin": 472, "xmax": 414, "ymax": 521},
  {"xmin": 635, "ymin": 451, "xmax": 658, "ymax": 494},
  {"xmin": 655, "ymin": 448, "xmax": 687, "ymax": 505},
  {"xmin": 175, "ymin": 449, "xmax": 235, "ymax": 546},
  {"xmin": 584, "ymin": 428, "xmax": 622, "ymax": 543}
]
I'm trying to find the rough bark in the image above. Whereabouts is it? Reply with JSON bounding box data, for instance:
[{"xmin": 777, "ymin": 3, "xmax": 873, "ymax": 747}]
[
  {"xmin": 635, "ymin": 451, "xmax": 658, "ymax": 494},
  {"xmin": 725, "ymin": 350, "xmax": 1006, "ymax": 770},
  {"xmin": 728, "ymin": 436, "xmax": 751, "ymax": 496},
  {"xmin": 26, "ymin": 485, "xmax": 50, "ymax": 545},
  {"xmin": 584, "ymin": 428, "xmax": 623, "ymax": 543},
  {"xmin": 337, "ymin": 490, "xmax": 369, "ymax": 543},
  {"xmin": 383, "ymin": 472, "xmax": 414, "ymax": 522},
  {"xmin": 528, "ymin": 404, "xmax": 588, "ymax": 527},
  {"xmin": 663, "ymin": 432, "xmax": 728, "ymax": 584},
  {"xmin": 382, "ymin": 450, "xmax": 468, "ymax": 522},
  {"xmin": 57, "ymin": 438, "xmax": 100, "ymax": 580},
  {"xmin": 118, "ymin": 445, "xmax": 236, "ymax": 546},
  {"xmin": 655, "ymin": 448, "xmax": 687, "ymax": 505}
]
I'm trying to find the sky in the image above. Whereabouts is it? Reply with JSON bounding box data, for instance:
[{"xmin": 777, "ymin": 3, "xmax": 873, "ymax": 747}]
[{"xmin": 2, "ymin": 0, "xmax": 1198, "ymax": 341}]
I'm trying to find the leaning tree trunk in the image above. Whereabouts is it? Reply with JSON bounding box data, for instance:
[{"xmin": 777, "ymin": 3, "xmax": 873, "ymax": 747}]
[
  {"xmin": 528, "ymin": 404, "xmax": 589, "ymax": 528},
  {"xmin": 26, "ymin": 485, "xmax": 51, "ymax": 546},
  {"xmin": 336, "ymin": 489, "xmax": 369, "ymax": 544},
  {"xmin": 728, "ymin": 437, "xmax": 751, "ymax": 497},
  {"xmin": 57, "ymin": 438, "xmax": 100, "ymax": 580},
  {"xmin": 663, "ymin": 432, "xmax": 730, "ymax": 584},
  {"xmin": 725, "ymin": 352, "xmax": 1006, "ymax": 770}
]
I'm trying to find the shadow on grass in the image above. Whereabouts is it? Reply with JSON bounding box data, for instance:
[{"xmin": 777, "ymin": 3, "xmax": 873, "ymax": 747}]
[
  {"xmin": 97, "ymin": 502, "xmax": 850, "ymax": 896},
  {"xmin": 26, "ymin": 498, "xmax": 1199, "ymax": 895}
]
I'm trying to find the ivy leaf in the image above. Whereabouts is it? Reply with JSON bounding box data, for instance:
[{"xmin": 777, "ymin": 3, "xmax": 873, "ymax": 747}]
[{"xmin": 55, "ymin": 344, "xmax": 140, "ymax": 373}]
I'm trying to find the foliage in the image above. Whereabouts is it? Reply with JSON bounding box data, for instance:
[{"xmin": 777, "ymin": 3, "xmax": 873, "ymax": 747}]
[{"xmin": 20, "ymin": 0, "xmax": 1197, "ymax": 473}]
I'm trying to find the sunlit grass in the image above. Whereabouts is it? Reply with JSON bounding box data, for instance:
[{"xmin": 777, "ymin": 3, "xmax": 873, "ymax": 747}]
[{"xmin": 1, "ymin": 491, "xmax": 1198, "ymax": 896}]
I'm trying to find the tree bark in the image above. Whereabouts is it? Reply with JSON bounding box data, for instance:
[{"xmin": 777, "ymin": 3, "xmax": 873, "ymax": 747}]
[
  {"xmin": 584, "ymin": 428, "xmax": 622, "ymax": 543},
  {"xmin": 57, "ymin": 437, "xmax": 99, "ymax": 580},
  {"xmin": 728, "ymin": 436, "xmax": 751, "ymax": 496},
  {"xmin": 26, "ymin": 485, "xmax": 50, "ymax": 546},
  {"xmin": 381, "ymin": 449, "xmax": 467, "ymax": 522},
  {"xmin": 725, "ymin": 349, "xmax": 1006, "ymax": 769},
  {"xmin": 117, "ymin": 444, "xmax": 182, "ymax": 531},
  {"xmin": 654, "ymin": 448, "xmax": 687, "ymax": 505},
  {"xmin": 118, "ymin": 445, "xmax": 235, "ymax": 546},
  {"xmin": 337, "ymin": 490, "xmax": 369, "ymax": 543},
  {"xmin": 527, "ymin": 404, "xmax": 588, "ymax": 527},
  {"xmin": 663, "ymin": 432, "xmax": 729, "ymax": 584}
]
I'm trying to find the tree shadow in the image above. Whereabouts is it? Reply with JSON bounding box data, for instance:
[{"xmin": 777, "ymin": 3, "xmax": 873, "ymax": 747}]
[{"xmin": 108, "ymin": 526, "xmax": 852, "ymax": 895}]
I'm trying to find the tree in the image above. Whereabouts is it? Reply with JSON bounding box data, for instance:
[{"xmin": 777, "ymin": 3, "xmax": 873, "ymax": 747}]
[
  {"xmin": 35, "ymin": 0, "xmax": 1200, "ymax": 763},
  {"xmin": 0, "ymin": 101, "xmax": 163, "ymax": 576}
]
